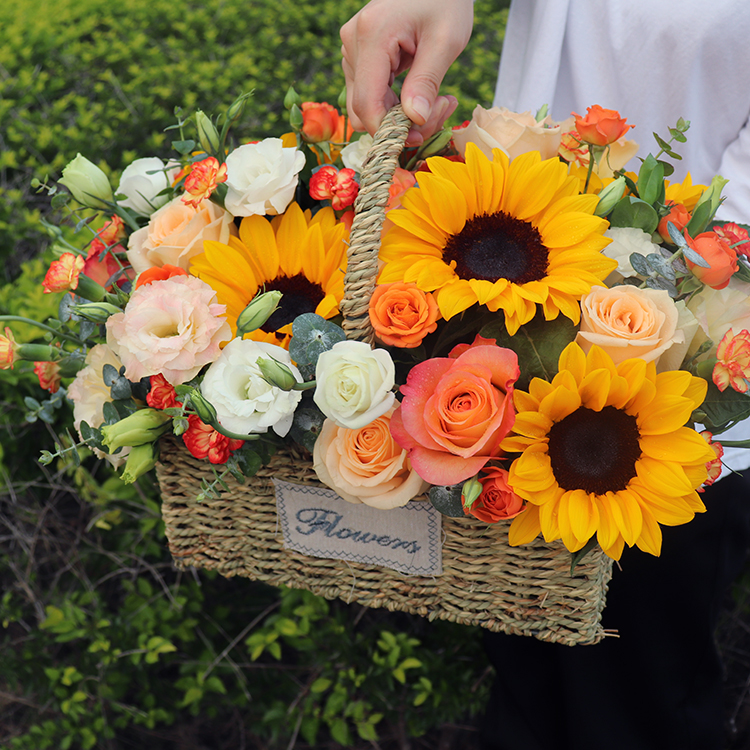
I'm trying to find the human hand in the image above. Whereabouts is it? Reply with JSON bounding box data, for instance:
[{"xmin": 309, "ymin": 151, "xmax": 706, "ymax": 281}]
[{"xmin": 340, "ymin": 0, "xmax": 474, "ymax": 145}]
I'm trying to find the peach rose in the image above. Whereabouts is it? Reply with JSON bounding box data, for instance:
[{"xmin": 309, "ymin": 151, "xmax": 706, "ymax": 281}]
[
  {"xmin": 369, "ymin": 282, "xmax": 440, "ymax": 348},
  {"xmin": 313, "ymin": 406, "xmax": 428, "ymax": 509},
  {"xmin": 464, "ymin": 467, "xmax": 524, "ymax": 523},
  {"xmin": 573, "ymin": 105, "xmax": 633, "ymax": 147},
  {"xmin": 451, "ymin": 105, "xmax": 564, "ymax": 161},
  {"xmin": 126, "ymin": 195, "xmax": 237, "ymax": 275},
  {"xmin": 390, "ymin": 344, "xmax": 519, "ymax": 486},
  {"xmin": 301, "ymin": 102, "xmax": 349, "ymax": 143},
  {"xmin": 576, "ymin": 285, "xmax": 684, "ymax": 367},
  {"xmin": 685, "ymin": 232, "xmax": 738, "ymax": 290}
]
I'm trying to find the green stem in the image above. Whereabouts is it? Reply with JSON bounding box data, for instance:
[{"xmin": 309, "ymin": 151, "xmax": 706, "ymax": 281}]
[
  {"xmin": 0, "ymin": 316, "xmax": 85, "ymax": 345},
  {"xmin": 583, "ymin": 144, "xmax": 596, "ymax": 194},
  {"xmin": 715, "ymin": 439, "xmax": 750, "ymax": 449}
]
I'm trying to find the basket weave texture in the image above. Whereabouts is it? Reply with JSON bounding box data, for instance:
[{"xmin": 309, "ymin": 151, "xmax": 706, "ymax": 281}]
[{"xmin": 157, "ymin": 106, "xmax": 614, "ymax": 646}]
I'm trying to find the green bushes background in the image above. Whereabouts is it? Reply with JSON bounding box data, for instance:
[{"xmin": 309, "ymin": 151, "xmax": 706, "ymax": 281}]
[{"xmin": 0, "ymin": 1, "xmax": 510, "ymax": 748}]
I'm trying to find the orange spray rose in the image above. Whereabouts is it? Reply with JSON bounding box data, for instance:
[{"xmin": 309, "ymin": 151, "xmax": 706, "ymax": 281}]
[
  {"xmin": 572, "ymin": 105, "xmax": 633, "ymax": 147},
  {"xmin": 369, "ymin": 282, "xmax": 440, "ymax": 348}
]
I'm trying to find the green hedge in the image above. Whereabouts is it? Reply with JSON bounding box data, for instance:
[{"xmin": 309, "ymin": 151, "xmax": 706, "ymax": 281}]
[{"xmin": 0, "ymin": 0, "xmax": 508, "ymax": 277}]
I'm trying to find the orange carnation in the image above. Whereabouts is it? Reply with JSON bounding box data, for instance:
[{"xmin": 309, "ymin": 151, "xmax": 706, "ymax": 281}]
[
  {"xmin": 42, "ymin": 253, "xmax": 85, "ymax": 294},
  {"xmin": 182, "ymin": 157, "xmax": 228, "ymax": 208},
  {"xmin": 573, "ymin": 105, "xmax": 633, "ymax": 147},
  {"xmin": 135, "ymin": 264, "xmax": 189, "ymax": 290},
  {"xmin": 369, "ymin": 282, "xmax": 440, "ymax": 348},
  {"xmin": 713, "ymin": 328, "xmax": 750, "ymax": 393}
]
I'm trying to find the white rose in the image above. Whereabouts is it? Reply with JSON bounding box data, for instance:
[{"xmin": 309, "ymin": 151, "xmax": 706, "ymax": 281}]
[
  {"xmin": 67, "ymin": 344, "xmax": 129, "ymax": 467},
  {"xmin": 313, "ymin": 340, "xmax": 396, "ymax": 429},
  {"xmin": 602, "ymin": 227, "xmax": 662, "ymax": 284},
  {"xmin": 223, "ymin": 139, "xmax": 305, "ymax": 217},
  {"xmin": 341, "ymin": 134, "xmax": 373, "ymax": 173},
  {"xmin": 116, "ymin": 157, "xmax": 172, "ymax": 216},
  {"xmin": 200, "ymin": 339, "xmax": 303, "ymax": 436}
]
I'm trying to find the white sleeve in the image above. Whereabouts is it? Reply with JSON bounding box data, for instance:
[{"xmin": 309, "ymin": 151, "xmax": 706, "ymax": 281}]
[{"xmin": 715, "ymin": 113, "xmax": 750, "ymax": 225}]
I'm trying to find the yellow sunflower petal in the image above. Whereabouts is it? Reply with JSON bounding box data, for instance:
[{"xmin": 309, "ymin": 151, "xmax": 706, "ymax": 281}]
[
  {"xmin": 608, "ymin": 488, "xmax": 643, "ymax": 547},
  {"xmin": 593, "ymin": 496, "xmax": 621, "ymax": 552},
  {"xmin": 639, "ymin": 427, "xmax": 717, "ymax": 464},
  {"xmin": 634, "ymin": 506, "xmax": 663, "ymax": 556},
  {"xmin": 508, "ymin": 504, "xmax": 542, "ymax": 546}
]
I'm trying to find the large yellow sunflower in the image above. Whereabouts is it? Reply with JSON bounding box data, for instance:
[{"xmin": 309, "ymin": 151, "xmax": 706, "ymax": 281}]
[
  {"xmin": 378, "ymin": 143, "xmax": 617, "ymax": 335},
  {"xmin": 501, "ymin": 342, "xmax": 715, "ymax": 560},
  {"xmin": 190, "ymin": 203, "xmax": 348, "ymax": 344}
]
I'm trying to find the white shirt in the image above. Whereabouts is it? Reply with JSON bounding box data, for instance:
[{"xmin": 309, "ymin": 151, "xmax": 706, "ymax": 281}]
[{"xmin": 494, "ymin": 0, "xmax": 750, "ymax": 474}]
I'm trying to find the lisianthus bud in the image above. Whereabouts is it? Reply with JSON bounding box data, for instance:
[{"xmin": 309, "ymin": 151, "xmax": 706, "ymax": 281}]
[
  {"xmin": 337, "ymin": 87, "xmax": 348, "ymax": 115},
  {"xmin": 15, "ymin": 343, "xmax": 63, "ymax": 363},
  {"xmin": 120, "ymin": 442, "xmax": 159, "ymax": 484},
  {"xmin": 71, "ymin": 301, "xmax": 122, "ymax": 323},
  {"xmin": 693, "ymin": 175, "xmax": 730, "ymax": 222},
  {"xmin": 227, "ymin": 92, "xmax": 250, "ymax": 122},
  {"xmin": 195, "ymin": 111, "xmax": 222, "ymax": 155},
  {"xmin": 418, "ymin": 128, "xmax": 453, "ymax": 159},
  {"xmin": 594, "ymin": 176, "xmax": 627, "ymax": 217},
  {"xmin": 236, "ymin": 290, "xmax": 283, "ymax": 336},
  {"xmin": 59, "ymin": 154, "xmax": 114, "ymax": 207},
  {"xmin": 100, "ymin": 408, "xmax": 171, "ymax": 452},
  {"xmin": 256, "ymin": 356, "xmax": 298, "ymax": 391},
  {"xmin": 188, "ymin": 390, "xmax": 218, "ymax": 425}
]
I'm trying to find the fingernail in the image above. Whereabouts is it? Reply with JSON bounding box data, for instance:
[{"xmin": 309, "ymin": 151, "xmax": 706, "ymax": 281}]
[{"xmin": 409, "ymin": 96, "xmax": 431, "ymax": 124}]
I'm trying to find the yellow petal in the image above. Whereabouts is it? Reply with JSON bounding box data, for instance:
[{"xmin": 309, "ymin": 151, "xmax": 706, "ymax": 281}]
[{"xmin": 508, "ymin": 504, "xmax": 542, "ymax": 546}]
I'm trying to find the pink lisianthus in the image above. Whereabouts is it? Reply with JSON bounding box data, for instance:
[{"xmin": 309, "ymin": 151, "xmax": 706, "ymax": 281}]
[
  {"xmin": 713, "ymin": 328, "xmax": 750, "ymax": 393},
  {"xmin": 106, "ymin": 275, "xmax": 231, "ymax": 385},
  {"xmin": 390, "ymin": 341, "xmax": 519, "ymax": 486}
]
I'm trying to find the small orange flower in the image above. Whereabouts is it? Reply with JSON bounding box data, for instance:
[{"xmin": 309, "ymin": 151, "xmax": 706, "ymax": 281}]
[
  {"xmin": 146, "ymin": 373, "xmax": 181, "ymax": 409},
  {"xmin": 713, "ymin": 328, "xmax": 750, "ymax": 393},
  {"xmin": 42, "ymin": 253, "xmax": 86, "ymax": 294},
  {"xmin": 685, "ymin": 231, "xmax": 738, "ymax": 289},
  {"xmin": 89, "ymin": 215, "xmax": 126, "ymax": 256},
  {"xmin": 309, "ymin": 166, "xmax": 359, "ymax": 210},
  {"xmin": 573, "ymin": 105, "xmax": 633, "ymax": 147},
  {"xmin": 700, "ymin": 431, "xmax": 724, "ymax": 490},
  {"xmin": 464, "ymin": 466, "xmax": 525, "ymax": 523},
  {"xmin": 182, "ymin": 157, "xmax": 228, "ymax": 208},
  {"xmin": 658, "ymin": 202, "xmax": 691, "ymax": 244},
  {"xmin": 0, "ymin": 328, "xmax": 18, "ymax": 370},
  {"xmin": 135, "ymin": 264, "xmax": 189, "ymax": 290},
  {"xmin": 301, "ymin": 102, "xmax": 349, "ymax": 143},
  {"xmin": 182, "ymin": 414, "xmax": 243, "ymax": 464},
  {"xmin": 714, "ymin": 222, "xmax": 750, "ymax": 259},
  {"xmin": 386, "ymin": 168, "xmax": 417, "ymax": 212},
  {"xmin": 34, "ymin": 361, "xmax": 61, "ymax": 394},
  {"xmin": 369, "ymin": 282, "xmax": 440, "ymax": 348}
]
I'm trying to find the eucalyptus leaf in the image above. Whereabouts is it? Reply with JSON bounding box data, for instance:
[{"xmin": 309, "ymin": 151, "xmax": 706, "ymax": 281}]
[
  {"xmin": 59, "ymin": 293, "xmax": 81, "ymax": 323},
  {"xmin": 646, "ymin": 253, "xmax": 676, "ymax": 281},
  {"xmin": 669, "ymin": 128, "xmax": 687, "ymax": 143},
  {"xmin": 645, "ymin": 276, "xmax": 678, "ymax": 297},
  {"xmin": 171, "ymin": 139, "xmax": 196, "ymax": 155},
  {"xmin": 78, "ymin": 320, "xmax": 97, "ymax": 341},
  {"xmin": 667, "ymin": 221, "xmax": 687, "ymax": 248},
  {"xmin": 629, "ymin": 253, "xmax": 652, "ymax": 277},
  {"xmin": 428, "ymin": 484, "xmax": 466, "ymax": 518},
  {"xmin": 102, "ymin": 364, "xmax": 120, "ymax": 387},
  {"xmin": 101, "ymin": 401, "xmax": 120, "ymax": 425},
  {"xmin": 289, "ymin": 313, "xmax": 346, "ymax": 379},
  {"xmin": 289, "ymin": 405, "xmax": 326, "ymax": 452},
  {"xmin": 681, "ymin": 243, "xmax": 711, "ymax": 268},
  {"xmin": 233, "ymin": 445, "xmax": 263, "ymax": 477},
  {"xmin": 110, "ymin": 377, "xmax": 132, "ymax": 401}
]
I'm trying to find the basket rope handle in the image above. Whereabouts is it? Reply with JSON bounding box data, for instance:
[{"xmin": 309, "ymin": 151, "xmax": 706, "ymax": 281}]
[{"xmin": 340, "ymin": 104, "xmax": 412, "ymax": 344}]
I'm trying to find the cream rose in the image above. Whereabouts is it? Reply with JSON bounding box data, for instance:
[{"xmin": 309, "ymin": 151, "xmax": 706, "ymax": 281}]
[
  {"xmin": 451, "ymin": 105, "xmax": 564, "ymax": 161},
  {"xmin": 126, "ymin": 196, "xmax": 236, "ymax": 274},
  {"xmin": 313, "ymin": 340, "xmax": 396, "ymax": 429},
  {"xmin": 223, "ymin": 138, "xmax": 305, "ymax": 217},
  {"xmin": 313, "ymin": 406, "xmax": 428, "ymax": 508},
  {"xmin": 602, "ymin": 227, "xmax": 662, "ymax": 284},
  {"xmin": 341, "ymin": 134, "xmax": 373, "ymax": 173},
  {"xmin": 576, "ymin": 285, "xmax": 684, "ymax": 367},
  {"xmin": 106, "ymin": 275, "xmax": 231, "ymax": 385},
  {"xmin": 116, "ymin": 157, "xmax": 172, "ymax": 216},
  {"xmin": 200, "ymin": 338, "xmax": 302, "ymax": 436},
  {"xmin": 67, "ymin": 344, "xmax": 129, "ymax": 467}
]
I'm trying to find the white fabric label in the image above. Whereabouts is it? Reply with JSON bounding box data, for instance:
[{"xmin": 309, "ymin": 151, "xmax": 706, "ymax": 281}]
[{"xmin": 272, "ymin": 479, "xmax": 442, "ymax": 576}]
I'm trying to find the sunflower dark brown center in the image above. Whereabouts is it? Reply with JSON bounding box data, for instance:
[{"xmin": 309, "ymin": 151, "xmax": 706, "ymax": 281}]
[
  {"xmin": 442, "ymin": 211, "xmax": 549, "ymax": 284},
  {"xmin": 260, "ymin": 274, "xmax": 325, "ymax": 332},
  {"xmin": 547, "ymin": 406, "xmax": 641, "ymax": 495}
]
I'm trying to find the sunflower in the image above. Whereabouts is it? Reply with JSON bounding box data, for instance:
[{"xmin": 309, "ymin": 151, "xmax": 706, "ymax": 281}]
[
  {"xmin": 378, "ymin": 143, "xmax": 617, "ymax": 335},
  {"xmin": 190, "ymin": 203, "xmax": 348, "ymax": 345},
  {"xmin": 501, "ymin": 342, "xmax": 715, "ymax": 560}
]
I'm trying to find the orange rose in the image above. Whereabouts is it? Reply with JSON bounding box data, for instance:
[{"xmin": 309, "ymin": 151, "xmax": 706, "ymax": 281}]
[
  {"xmin": 658, "ymin": 202, "xmax": 691, "ymax": 244},
  {"xmin": 312, "ymin": 407, "xmax": 428, "ymax": 509},
  {"xmin": 464, "ymin": 466, "xmax": 524, "ymax": 522},
  {"xmin": 369, "ymin": 282, "xmax": 440, "ymax": 348},
  {"xmin": 685, "ymin": 231, "xmax": 738, "ymax": 289},
  {"xmin": 573, "ymin": 105, "xmax": 633, "ymax": 147},
  {"xmin": 301, "ymin": 102, "xmax": 349, "ymax": 143}
]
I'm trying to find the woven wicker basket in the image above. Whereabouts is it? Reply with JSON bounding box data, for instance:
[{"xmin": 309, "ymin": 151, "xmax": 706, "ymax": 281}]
[{"xmin": 157, "ymin": 106, "xmax": 614, "ymax": 646}]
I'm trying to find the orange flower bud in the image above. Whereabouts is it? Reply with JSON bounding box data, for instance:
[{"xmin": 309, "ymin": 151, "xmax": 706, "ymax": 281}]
[
  {"xmin": 369, "ymin": 282, "xmax": 440, "ymax": 348},
  {"xmin": 658, "ymin": 202, "xmax": 691, "ymax": 244},
  {"xmin": 685, "ymin": 231, "xmax": 738, "ymax": 289},
  {"xmin": 182, "ymin": 157, "xmax": 228, "ymax": 208},
  {"xmin": 42, "ymin": 253, "xmax": 86, "ymax": 294},
  {"xmin": 464, "ymin": 466, "xmax": 525, "ymax": 522},
  {"xmin": 308, "ymin": 166, "xmax": 359, "ymax": 210},
  {"xmin": 713, "ymin": 328, "xmax": 750, "ymax": 393},
  {"xmin": 572, "ymin": 105, "xmax": 633, "ymax": 147}
]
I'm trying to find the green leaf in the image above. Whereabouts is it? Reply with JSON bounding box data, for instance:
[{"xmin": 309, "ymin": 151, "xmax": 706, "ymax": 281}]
[
  {"xmin": 289, "ymin": 405, "xmax": 326, "ymax": 452},
  {"xmin": 569, "ymin": 536, "xmax": 599, "ymax": 574},
  {"xmin": 609, "ymin": 196, "xmax": 659, "ymax": 234},
  {"xmin": 685, "ymin": 198, "xmax": 714, "ymax": 237},
  {"xmin": 233, "ymin": 445, "xmax": 263, "ymax": 477},
  {"xmin": 328, "ymin": 718, "xmax": 351, "ymax": 746},
  {"xmin": 636, "ymin": 154, "xmax": 665, "ymax": 206},
  {"xmin": 172, "ymin": 139, "xmax": 196, "ymax": 154},
  {"xmin": 356, "ymin": 721, "xmax": 378, "ymax": 741},
  {"xmin": 310, "ymin": 677, "xmax": 332, "ymax": 694},
  {"xmin": 694, "ymin": 380, "xmax": 750, "ymax": 434}
]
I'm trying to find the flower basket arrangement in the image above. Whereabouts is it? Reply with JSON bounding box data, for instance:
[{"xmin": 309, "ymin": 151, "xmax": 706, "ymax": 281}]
[{"xmin": 11, "ymin": 92, "xmax": 750, "ymax": 646}]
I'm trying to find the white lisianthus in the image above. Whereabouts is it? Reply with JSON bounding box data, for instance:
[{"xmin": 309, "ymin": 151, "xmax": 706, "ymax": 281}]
[
  {"xmin": 200, "ymin": 339, "xmax": 303, "ymax": 436},
  {"xmin": 116, "ymin": 157, "xmax": 172, "ymax": 216},
  {"xmin": 59, "ymin": 153, "xmax": 114, "ymax": 207},
  {"xmin": 223, "ymin": 138, "xmax": 305, "ymax": 217},
  {"xmin": 313, "ymin": 340, "xmax": 396, "ymax": 429},
  {"xmin": 67, "ymin": 344, "xmax": 129, "ymax": 467},
  {"xmin": 341, "ymin": 134, "xmax": 373, "ymax": 173},
  {"xmin": 686, "ymin": 278, "xmax": 750, "ymax": 355},
  {"xmin": 602, "ymin": 227, "xmax": 662, "ymax": 283}
]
